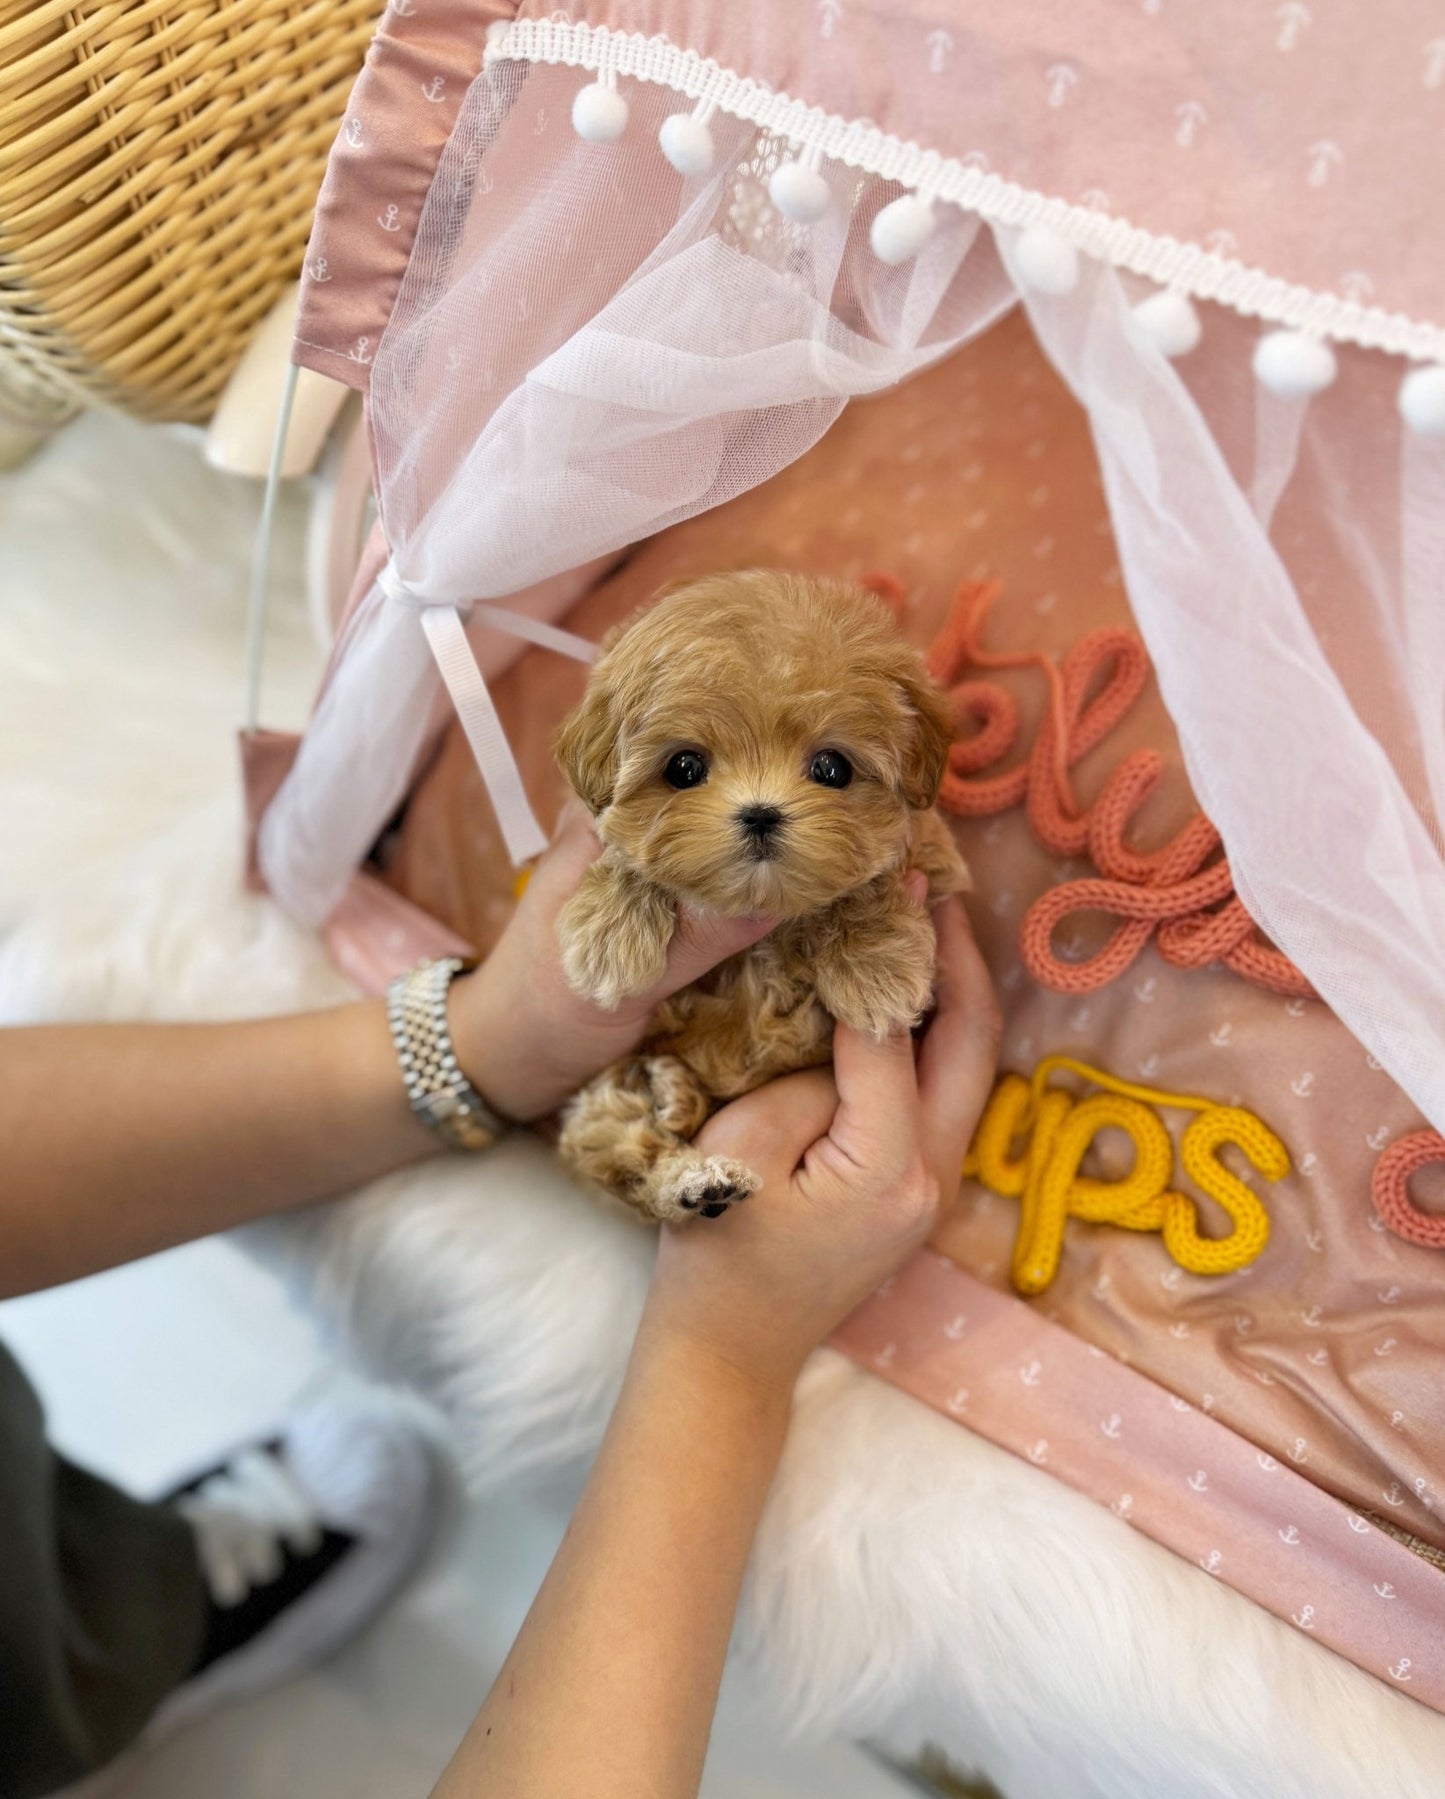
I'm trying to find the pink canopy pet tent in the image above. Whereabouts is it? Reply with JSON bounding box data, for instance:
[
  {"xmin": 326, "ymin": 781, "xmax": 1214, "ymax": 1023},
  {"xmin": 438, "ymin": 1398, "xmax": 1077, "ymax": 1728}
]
[
  {"xmin": 260, "ymin": 0, "xmax": 1445, "ymax": 1123},
  {"xmin": 244, "ymin": 0, "xmax": 1445, "ymax": 1733}
]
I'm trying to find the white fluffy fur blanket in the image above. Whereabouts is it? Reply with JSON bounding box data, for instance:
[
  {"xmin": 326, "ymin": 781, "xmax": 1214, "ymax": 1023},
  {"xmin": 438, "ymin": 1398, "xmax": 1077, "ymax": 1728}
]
[{"xmin": 3, "ymin": 417, "xmax": 1441, "ymax": 1799}]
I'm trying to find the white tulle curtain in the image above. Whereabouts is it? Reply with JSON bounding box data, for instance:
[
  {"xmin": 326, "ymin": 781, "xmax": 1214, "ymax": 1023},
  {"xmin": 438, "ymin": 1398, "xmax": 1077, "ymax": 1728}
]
[
  {"xmin": 261, "ymin": 51, "xmax": 1445, "ymax": 1130},
  {"xmin": 1004, "ymin": 250, "xmax": 1445, "ymax": 1127},
  {"xmin": 259, "ymin": 63, "xmax": 1017, "ymax": 922}
]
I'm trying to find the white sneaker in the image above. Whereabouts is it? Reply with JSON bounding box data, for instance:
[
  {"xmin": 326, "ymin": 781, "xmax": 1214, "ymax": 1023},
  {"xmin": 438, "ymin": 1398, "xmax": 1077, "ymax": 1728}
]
[
  {"xmin": 147, "ymin": 1400, "xmax": 447, "ymax": 1740},
  {"xmin": 55, "ymin": 1401, "xmax": 448, "ymax": 1797}
]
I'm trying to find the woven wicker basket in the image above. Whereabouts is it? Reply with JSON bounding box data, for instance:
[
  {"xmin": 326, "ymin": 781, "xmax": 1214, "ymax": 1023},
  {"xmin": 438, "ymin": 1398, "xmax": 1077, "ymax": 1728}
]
[{"xmin": 0, "ymin": 0, "xmax": 379, "ymax": 430}]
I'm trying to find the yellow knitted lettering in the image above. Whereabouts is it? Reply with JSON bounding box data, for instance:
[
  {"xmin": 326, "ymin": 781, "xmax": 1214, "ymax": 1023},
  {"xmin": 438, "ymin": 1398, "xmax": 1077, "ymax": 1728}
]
[
  {"xmin": 1161, "ymin": 1106, "xmax": 1286, "ymax": 1275},
  {"xmin": 1009, "ymin": 1090, "xmax": 1075, "ymax": 1294},
  {"xmin": 964, "ymin": 1057, "xmax": 1289, "ymax": 1294}
]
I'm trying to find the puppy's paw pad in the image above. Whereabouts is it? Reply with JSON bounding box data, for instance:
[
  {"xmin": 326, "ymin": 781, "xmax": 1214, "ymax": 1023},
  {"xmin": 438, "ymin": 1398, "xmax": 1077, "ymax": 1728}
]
[{"xmin": 667, "ymin": 1157, "xmax": 760, "ymax": 1220}]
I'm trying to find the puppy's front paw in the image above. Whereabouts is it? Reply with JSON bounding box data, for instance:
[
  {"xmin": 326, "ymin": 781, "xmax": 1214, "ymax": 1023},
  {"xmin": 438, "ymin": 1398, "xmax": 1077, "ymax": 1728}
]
[
  {"xmin": 558, "ymin": 918, "xmax": 654, "ymax": 1008},
  {"xmin": 652, "ymin": 1153, "xmax": 760, "ymax": 1222},
  {"xmin": 556, "ymin": 862, "xmax": 675, "ymax": 1007},
  {"xmin": 816, "ymin": 907, "xmax": 936, "ymax": 1039}
]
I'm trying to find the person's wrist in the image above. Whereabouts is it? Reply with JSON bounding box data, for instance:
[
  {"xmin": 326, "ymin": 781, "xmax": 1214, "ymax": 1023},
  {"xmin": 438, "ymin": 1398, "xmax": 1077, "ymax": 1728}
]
[
  {"xmin": 444, "ymin": 963, "xmax": 557, "ymax": 1124},
  {"xmin": 448, "ymin": 948, "xmax": 659, "ymax": 1123},
  {"xmin": 636, "ymin": 1292, "xmax": 811, "ymax": 1406}
]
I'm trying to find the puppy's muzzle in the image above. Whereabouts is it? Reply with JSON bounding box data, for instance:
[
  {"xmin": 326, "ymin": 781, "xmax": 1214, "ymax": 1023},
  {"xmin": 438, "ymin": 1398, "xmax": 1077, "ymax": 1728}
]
[{"xmin": 736, "ymin": 803, "xmax": 785, "ymax": 861}]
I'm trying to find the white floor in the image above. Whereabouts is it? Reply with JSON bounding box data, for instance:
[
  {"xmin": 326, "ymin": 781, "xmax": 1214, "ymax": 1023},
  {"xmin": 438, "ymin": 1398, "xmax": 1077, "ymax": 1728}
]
[
  {"xmin": 0, "ymin": 1244, "xmax": 922, "ymax": 1798},
  {"xmin": 0, "ymin": 414, "xmax": 923, "ymax": 1799}
]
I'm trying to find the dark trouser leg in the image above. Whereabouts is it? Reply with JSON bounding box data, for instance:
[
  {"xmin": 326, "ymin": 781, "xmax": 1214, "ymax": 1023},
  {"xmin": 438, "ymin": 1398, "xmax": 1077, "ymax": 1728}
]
[{"xmin": 0, "ymin": 1341, "xmax": 206, "ymax": 1799}]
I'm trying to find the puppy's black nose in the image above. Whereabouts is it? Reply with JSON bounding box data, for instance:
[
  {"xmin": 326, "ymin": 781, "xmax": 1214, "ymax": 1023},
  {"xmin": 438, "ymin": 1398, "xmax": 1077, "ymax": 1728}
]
[{"xmin": 737, "ymin": 804, "xmax": 784, "ymax": 842}]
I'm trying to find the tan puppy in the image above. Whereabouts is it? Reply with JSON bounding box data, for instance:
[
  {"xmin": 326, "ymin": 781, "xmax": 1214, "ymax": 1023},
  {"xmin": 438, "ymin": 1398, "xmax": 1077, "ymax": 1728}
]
[{"xmin": 554, "ymin": 570, "xmax": 968, "ymax": 1223}]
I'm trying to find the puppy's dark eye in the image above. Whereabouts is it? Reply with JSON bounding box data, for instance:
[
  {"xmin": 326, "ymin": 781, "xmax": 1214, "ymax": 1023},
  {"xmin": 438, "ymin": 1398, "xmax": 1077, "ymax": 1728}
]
[
  {"xmin": 809, "ymin": 749, "xmax": 853, "ymax": 789},
  {"xmin": 664, "ymin": 749, "xmax": 709, "ymax": 789}
]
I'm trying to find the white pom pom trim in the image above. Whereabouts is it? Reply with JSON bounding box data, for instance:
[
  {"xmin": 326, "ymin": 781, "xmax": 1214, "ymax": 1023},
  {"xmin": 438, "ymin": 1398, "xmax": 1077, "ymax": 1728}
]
[
  {"xmin": 1253, "ymin": 330, "xmax": 1337, "ymax": 399},
  {"xmin": 486, "ymin": 14, "xmax": 1445, "ymax": 366},
  {"xmin": 1132, "ymin": 289, "xmax": 1202, "ymax": 359},
  {"xmin": 553, "ymin": 49, "xmax": 1432, "ymax": 410},
  {"xmin": 870, "ymin": 192, "xmax": 936, "ymax": 265},
  {"xmin": 768, "ymin": 153, "xmax": 831, "ymax": 225},
  {"xmin": 1014, "ymin": 225, "xmax": 1079, "ymax": 296},
  {"xmin": 572, "ymin": 75, "xmax": 628, "ymax": 144},
  {"xmin": 1399, "ymin": 365, "xmax": 1445, "ymax": 437},
  {"xmin": 659, "ymin": 101, "xmax": 716, "ymax": 178}
]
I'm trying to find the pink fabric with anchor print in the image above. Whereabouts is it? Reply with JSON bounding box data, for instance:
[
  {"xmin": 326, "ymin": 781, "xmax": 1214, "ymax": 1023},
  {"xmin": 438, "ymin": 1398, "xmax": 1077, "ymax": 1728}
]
[
  {"xmin": 292, "ymin": 0, "xmax": 515, "ymax": 388},
  {"xmin": 831, "ymin": 1252, "xmax": 1445, "ymax": 1716}
]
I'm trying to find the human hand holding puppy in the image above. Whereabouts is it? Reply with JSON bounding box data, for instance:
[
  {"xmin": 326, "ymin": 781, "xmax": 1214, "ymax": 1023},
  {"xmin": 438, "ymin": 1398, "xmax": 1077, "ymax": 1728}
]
[
  {"xmin": 447, "ymin": 800, "xmax": 776, "ymax": 1124},
  {"xmin": 644, "ymin": 886, "xmax": 1000, "ymax": 1389}
]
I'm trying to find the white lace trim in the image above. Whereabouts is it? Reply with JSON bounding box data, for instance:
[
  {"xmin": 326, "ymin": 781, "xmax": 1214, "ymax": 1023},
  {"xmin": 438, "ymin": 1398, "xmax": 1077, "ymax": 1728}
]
[{"xmin": 485, "ymin": 18, "xmax": 1444, "ymax": 365}]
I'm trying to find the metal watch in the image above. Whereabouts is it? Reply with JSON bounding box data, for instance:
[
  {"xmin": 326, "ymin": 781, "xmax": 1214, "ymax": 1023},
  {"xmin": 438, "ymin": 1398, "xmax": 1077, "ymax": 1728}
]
[{"xmin": 386, "ymin": 956, "xmax": 509, "ymax": 1152}]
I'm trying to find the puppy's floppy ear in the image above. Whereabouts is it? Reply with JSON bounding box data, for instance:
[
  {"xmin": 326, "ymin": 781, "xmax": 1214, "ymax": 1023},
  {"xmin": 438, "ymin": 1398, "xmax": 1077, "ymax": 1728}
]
[
  {"xmin": 894, "ymin": 657, "xmax": 955, "ymax": 810},
  {"xmin": 555, "ymin": 671, "xmax": 619, "ymax": 814},
  {"xmin": 554, "ymin": 606, "xmax": 650, "ymax": 813}
]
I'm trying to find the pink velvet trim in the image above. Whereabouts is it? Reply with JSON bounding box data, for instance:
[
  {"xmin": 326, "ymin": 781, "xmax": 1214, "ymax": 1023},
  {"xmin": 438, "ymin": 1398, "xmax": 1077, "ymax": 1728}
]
[{"xmin": 293, "ymin": 1, "xmax": 516, "ymax": 389}]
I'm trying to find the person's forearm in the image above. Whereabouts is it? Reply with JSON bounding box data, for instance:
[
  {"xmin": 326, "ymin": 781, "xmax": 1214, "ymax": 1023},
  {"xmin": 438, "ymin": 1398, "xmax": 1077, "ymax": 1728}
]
[
  {"xmin": 433, "ymin": 1316, "xmax": 795, "ymax": 1799},
  {"xmin": 0, "ymin": 1004, "xmax": 439, "ymax": 1296}
]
